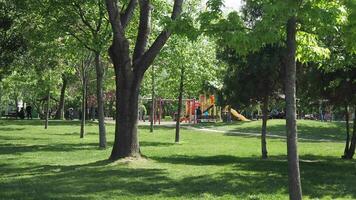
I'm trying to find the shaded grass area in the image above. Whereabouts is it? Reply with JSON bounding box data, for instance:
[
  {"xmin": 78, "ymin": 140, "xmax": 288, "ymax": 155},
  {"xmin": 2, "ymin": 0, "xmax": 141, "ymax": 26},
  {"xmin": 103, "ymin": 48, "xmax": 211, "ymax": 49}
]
[
  {"xmin": 0, "ymin": 119, "xmax": 355, "ymax": 199},
  {"xmin": 191, "ymin": 119, "xmax": 349, "ymax": 141}
]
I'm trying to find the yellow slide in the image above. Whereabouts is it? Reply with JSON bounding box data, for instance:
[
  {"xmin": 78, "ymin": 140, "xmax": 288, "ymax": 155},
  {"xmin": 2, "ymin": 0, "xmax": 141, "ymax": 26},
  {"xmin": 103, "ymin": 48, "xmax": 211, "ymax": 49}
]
[{"xmin": 231, "ymin": 108, "xmax": 250, "ymax": 121}]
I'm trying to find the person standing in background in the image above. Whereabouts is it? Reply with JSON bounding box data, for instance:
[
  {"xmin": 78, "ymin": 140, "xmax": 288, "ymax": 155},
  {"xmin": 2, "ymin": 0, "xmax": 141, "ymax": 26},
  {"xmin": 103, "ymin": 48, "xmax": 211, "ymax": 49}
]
[{"xmin": 26, "ymin": 105, "xmax": 33, "ymax": 119}]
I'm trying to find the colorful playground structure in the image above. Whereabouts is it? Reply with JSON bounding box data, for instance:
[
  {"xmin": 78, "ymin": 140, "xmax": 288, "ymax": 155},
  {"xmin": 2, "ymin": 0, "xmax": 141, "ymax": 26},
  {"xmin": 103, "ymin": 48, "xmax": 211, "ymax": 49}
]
[
  {"xmin": 179, "ymin": 94, "xmax": 221, "ymax": 123},
  {"xmin": 225, "ymin": 106, "xmax": 250, "ymax": 122},
  {"xmin": 147, "ymin": 94, "xmax": 250, "ymax": 124}
]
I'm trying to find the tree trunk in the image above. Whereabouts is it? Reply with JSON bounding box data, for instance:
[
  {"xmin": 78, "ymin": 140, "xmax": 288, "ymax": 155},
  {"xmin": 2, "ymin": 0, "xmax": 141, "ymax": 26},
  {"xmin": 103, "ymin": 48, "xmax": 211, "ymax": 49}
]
[
  {"xmin": 55, "ymin": 75, "xmax": 67, "ymax": 120},
  {"xmin": 94, "ymin": 52, "xmax": 107, "ymax": 148},
  {"xmin": 0, "ymin": 85, "xmax": 2, "ymax": 118},
  {"xmin": 45, "ymin": 90, "xmax": 50, "ymax": 129},
  {"xmin": 15, "ymin": 96, "xmax": 18, "ymax": 119},
  {"xmin": 343, "ymin": 105, "xmax": 350, "ymax": 158},
  {"xmin": 261, "ymin": 95, "xmax": 269, "ymax": 159},
  {"xmin": 345, "ymin": 106, "xmax": 356, "ymax": 159},
  {"xmin": 175, "ymin": 67, "xmax": 184, "ymax": 143},
  {"xmin": 110, "ymin": 72, "xmax": 141, "ymax": 160},
  {"xmin": 80, "ymin": 77, "xmax": 87, "ymax": 138},
  {"xmin": 150, "ymin": 65, "xmax": 155, "ymax": 133},
  {"xmin": 285, "ymin": 16, "xmax": 303, "ymax": 200}
]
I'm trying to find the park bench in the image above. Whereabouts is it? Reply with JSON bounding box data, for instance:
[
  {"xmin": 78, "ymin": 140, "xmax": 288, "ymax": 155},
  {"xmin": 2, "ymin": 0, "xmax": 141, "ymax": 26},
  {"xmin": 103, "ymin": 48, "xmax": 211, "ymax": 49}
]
[{"xmin": 4, "ymin": 112, "xmax": 17, "ymax": 119}]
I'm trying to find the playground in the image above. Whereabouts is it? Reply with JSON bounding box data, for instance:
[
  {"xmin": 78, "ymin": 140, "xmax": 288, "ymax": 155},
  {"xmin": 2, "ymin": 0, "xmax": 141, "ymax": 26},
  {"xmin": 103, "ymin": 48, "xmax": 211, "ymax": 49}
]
[{"xmin": 141, "ymin": 94, "xmax": 250, "ymax": 125}]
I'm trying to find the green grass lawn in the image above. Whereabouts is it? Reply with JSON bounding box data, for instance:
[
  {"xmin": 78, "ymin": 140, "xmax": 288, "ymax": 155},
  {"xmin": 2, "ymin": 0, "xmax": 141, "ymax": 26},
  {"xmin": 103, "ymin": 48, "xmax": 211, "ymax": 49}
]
[{"xmin": 0, "ymin": 119, "xmax": 355, "ymax": 200}]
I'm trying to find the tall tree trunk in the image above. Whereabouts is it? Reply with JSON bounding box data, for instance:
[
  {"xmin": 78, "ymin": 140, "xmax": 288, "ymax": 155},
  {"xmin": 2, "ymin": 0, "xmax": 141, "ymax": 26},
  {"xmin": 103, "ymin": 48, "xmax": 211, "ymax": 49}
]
[
  {"xmin": 94, "ymin": 52, "xmax": 107, "ymax": 148},
  {"xmin": 0, "ymin": 85, "xmax": 2, "ymax": 118},
  {"xmin": 343, "ymin": 105, "xmax": 350, "ymax": 158},
  {"xmin": 105, "ymin": 0, "xmax": 183, "ymax": 160},
  {"xmin": 45, "ymin": 90, "xmax": 50, "ymax": 129},
  {"xmin": 285, "ymin": 16, "xmax": 303, "ymax": 200},
  {"xmin": 261, "ymin": 95, "xmax": 269, "ymax": 159},
  {"xmin": 80, "ymin": 78, "xmax": 87, "ymax": 138},
  {"xmin": 150, "ymin": 65, "xmax": 155, "ymax": 133},
  {"xmin": 55, "ymin": 75, "xmax": 67, "ymax": 120},
  {"xmin": 175, "ymin": 67, "xmax": 184, "ymax": 143},
  {"xmin": 110, "ymin": 71, "xmax": 141, "ymax": 160},
  {"xmin": 346, "ymin": 106, "xmax": 356, "ymax": 159}
]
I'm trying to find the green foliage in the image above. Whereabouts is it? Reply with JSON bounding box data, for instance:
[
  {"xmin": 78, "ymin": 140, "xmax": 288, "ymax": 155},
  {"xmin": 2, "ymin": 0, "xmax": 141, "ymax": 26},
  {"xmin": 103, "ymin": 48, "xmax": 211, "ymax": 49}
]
[
  {"xmin": 344, "ymin": 0, "xmax": 356, "ymax": 53},
  {"xmin": 220, "ymin": 44, "xmax": 284, "ymax": 108},
  {"xmin": 141, "ymin": 35, "xmax": 222, "ymax": 99},
  {"xmin": 200, "ymin": 0, "xmax": 347, "ymax": 63},
  {"xmin": 0, "ymin": 0, "xmax": 27, "ymax": 80}
]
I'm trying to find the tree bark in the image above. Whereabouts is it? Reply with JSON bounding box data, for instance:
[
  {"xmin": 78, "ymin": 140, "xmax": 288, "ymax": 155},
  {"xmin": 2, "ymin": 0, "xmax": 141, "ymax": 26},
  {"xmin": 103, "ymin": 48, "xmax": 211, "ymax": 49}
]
[
  {"xmin": 45, "ymin": 90, "xmax": 50, "ymax": 129},
  {"xmin": 80, "ymin": 77, "xmax": 87, "ymax": 138},
  {"xmin": 346, "ymin": 106, "xmax": 356, "ymax": 159},
  {"xmin": 94, "ymin": 52, "xmax": 107, "ymax": 148},
  {"xmin": 109, "ymin": 69, "xmax": 141, "ymax": 160},
  {"xmin": 343, "ymin": 105, "xmax": 350, "ymax": 158},
  {"xmin": 285, "ymin": 16, "xmax": 303, "ymax": 200},
  {"xmin": 55, "ymin": 74, "xmax": 67, "ymax": 120},
  {"xmin": 175, "ymin": 67, "xmax": 184, "ymax": 143},
  {"xmin": 0, "ymin": 85, "xmax": 2, "ymax": 118},
  {"xmin": 261, "ymin": 95, "xmax": 269, "ymax": 159}
]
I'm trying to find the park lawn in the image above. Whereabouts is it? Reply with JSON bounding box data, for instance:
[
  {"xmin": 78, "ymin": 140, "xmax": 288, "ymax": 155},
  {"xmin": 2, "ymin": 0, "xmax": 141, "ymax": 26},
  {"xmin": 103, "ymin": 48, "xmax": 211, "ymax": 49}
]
[
  {"xmin": 192, "ymin": 119, "xmax": 349, "ymax": 141},
  {"xmin": 0, "ymin": 120, "xmax": 355, "ymax": 200}
]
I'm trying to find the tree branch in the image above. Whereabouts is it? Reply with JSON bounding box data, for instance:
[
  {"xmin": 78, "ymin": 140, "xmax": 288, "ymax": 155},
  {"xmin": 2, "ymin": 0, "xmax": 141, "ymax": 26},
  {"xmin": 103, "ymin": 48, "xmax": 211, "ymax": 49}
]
[
  {"xmin": 73, "ymin": 23, "xmax": 91, "ymax": 37},
  {"xmin": 105, "ymin": 0, "xmax": 124, "ymax": 41},
  {"xmin": 105, "ymin": 0, "xmax": 133, "ymax": 74},
  {"xmin": 133, "ymin": 0, "xmax": 151, "ymax": 61},
  {"xmin": 72, "ymin": 2, "xmax": 96, "ymax": 34},
  {"xmin": 135, "ymin": 0, "xmax": 183, "ymax": 75},
  {"xmin": 120, "ymin": 0, "xmax": 138, "ymax": 29},
  {"xmin": 95, "ymin": 0, "xmax": 105, "ymax": 33},
  {"xmin": 67, "ymin": 31, "xmax": 96, "ymax": 52}
]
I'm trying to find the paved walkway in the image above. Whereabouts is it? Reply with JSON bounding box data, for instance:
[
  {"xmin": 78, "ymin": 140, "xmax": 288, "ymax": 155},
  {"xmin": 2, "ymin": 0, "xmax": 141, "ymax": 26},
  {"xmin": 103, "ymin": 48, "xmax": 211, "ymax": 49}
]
[{"xmin": 106, "ymin": 120, "xmax": 339, "ymax": 142}]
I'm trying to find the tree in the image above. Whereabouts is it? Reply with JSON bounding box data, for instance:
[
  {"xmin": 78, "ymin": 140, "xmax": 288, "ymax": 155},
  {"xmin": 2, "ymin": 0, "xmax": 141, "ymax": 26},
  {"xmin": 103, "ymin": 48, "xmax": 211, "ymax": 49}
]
[
  {"xmin": 54, "ymin": 74, "xmax": 68, "ymax": 120},
  {"xmin": 56, "ymin": 0, "xmax": 110, "ymax": 148},
  {"xmin": 105, "ymin": 0, "xmax": 184, "ymax": 159},
  {"xmin": 285, "ymin": 14, "xmax": 302, "ymax": 200},
  {"xmin": 25, "ymin": 0, "xmax": 111, "ymax": 148},
  {"xmin": 76, "ymin": 54, "xmax": 94, "ymax": 138},
  {"xmin": 220, "ymin": 45, "xmax": 284, "ymax": 159},
  {"xmin": 175, "ymin": 66, "xmax": 184, "ymax": 143},
  {"xmin": 200, "ymin": 0, "xmax": 346, "ymax": 198}
]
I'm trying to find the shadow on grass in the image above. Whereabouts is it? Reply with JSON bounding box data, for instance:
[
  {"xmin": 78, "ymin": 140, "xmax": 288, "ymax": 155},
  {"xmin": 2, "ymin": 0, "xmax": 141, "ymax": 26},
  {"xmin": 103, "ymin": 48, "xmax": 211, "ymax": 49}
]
[
  {"xmin": 1, "ymin": 154, "xmax": 355, "ymax": 199},
  {"xmin": 0, "ymin": 141, "xmax": 174, "ymax": 155},
  {"xmin": 0, "ymin": 143, "xmax": 105, "ymax": 155},
  {"xmin": 0, "ymin": 119, "xmax": 104, "ymax": 127},
  {"xmin": 150, "ymin": 154, "xmax": 356, "ymax": 199},
  {"xmin": 0, "ymin": 127, "xmax": 25, "ymax": 131}
]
